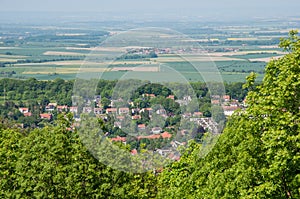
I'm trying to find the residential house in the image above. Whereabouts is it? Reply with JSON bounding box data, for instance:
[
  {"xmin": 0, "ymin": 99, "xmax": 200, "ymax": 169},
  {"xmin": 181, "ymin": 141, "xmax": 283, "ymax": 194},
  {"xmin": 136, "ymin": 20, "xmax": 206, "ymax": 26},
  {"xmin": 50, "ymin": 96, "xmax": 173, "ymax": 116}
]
[
  {"xmin": 48, "ymin": 102, "xmax": 57, "ymax": 107},
  {"xmin": 193, "ymin": 112, "xmax": 203, "ymax": 117},
  {"xmin": 57, "ymin": 105, "xmax": 68, "ymax": 112},
  {"xmin": 114, "ymin": 122, "xmax": 122, "ymax": 129},
  {"xmin": 119, "ymin": 107, "xmax": 130, "ymax": 115},
  {"xmin": 24, "ymin": 112, "xmax": 32, "ymax": 117},
  {"xmin": 40, "ymin": 113, "xmax": 52, "ymax": 120},
  {"xmin": 83, "ymin": 107, "xmax": 92, "ymax": 113},
  {"xmin": 94, "ymin": 95, "xmax": 101, "ymax": 103},
  {"xmin": 167, "ymin": 95, "xmax": 175, "ymax": 100},
  {"xmin": 19, "ymin": 107, "xmax": 29, "ymax": 114},
  {"xmin": 140, "ymin": 108, "xmax": 153, "ymax": 115},
  {"xmin": 156, "ymin": 109, "xmax": 167, "ymax": 115},
  {"xmin": 222, "ymin": 106, "xmax": 240, "ymax": 116},
  {"xmin": 157, "ymin": 149, "xmax": 173, "ymax": 156},
  {"xmin": 138, "ymin": 124, "xmax": 146, "ymax": 130},
  {"xmin": 230, "ymin": 100, "xmax": 239, "ymax": 107},
  {"xmin": 137, "ymin": 132, "xmax": 172, "ymax": 140},
  {"xmin": 94, "ymin": 108, "xmax": 103, "ymax": 115},
  {"xmin": 111, "ymin": 136, "xmax": 126, "ymax": 143},
  {"xmin": 132, "ymin": 115, "xmax": 141, "ymax": 120},
  {"xmin": 45, "ymin": 103, "xmax": 56, "ymax": 112},
  {"xmin": 137, "ymin": 134, "xmax": 161, "ymax": 140},
  {"xmin": 152, "ymin": 127, "xmax": 162, "ymax": 134},
  {"xmin": 183, "ymin": 112, "xmax": 192, "ymax": 118},
  {"xmin": 131, "ymin": 149, "xmax": 138, "ymax": 155},
  {"xmin": 106, "ymin": 108, "xmax": 117, "ymax": 114},
  {"xmin": 223, "ymin": 95, "xmax": 231, "ymax": 102},
  {"xmin": 131, "ymin": 108, "xmax": 140, "ymax": 114},
  {"xmin": 161, "ymin": 132, "xmax": 172, "ymax": 139},
  {"xmin": 69, "ymin": 106, "xmax": 78, "ymax": 114}
]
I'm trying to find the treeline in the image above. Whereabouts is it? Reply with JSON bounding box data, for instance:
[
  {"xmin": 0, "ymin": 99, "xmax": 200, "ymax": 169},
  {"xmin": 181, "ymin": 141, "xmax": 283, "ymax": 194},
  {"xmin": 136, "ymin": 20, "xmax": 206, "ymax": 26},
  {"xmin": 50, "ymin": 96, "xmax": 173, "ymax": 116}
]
[
  {"xmin": 0, "ymin": 78, "xmax": 248, "ymax": 105},
  {"xmin": 116, "ymin": 52, "xmax": 158, "ymax": 60},
  {"xmin": 0, "ymin": 57, "xmax": 84, "ymax": 67},
  {"xmin": 0, "ymin": 77, "xmax": 249, "ymax": 128}
]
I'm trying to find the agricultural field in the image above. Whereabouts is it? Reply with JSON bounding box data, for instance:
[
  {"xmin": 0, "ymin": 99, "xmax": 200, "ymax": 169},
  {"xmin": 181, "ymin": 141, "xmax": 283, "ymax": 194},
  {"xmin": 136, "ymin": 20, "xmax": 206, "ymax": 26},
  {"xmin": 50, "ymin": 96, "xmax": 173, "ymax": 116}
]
[{"xmin": 0, "ymin": 20, "xmax": 298, "ymax": 82}]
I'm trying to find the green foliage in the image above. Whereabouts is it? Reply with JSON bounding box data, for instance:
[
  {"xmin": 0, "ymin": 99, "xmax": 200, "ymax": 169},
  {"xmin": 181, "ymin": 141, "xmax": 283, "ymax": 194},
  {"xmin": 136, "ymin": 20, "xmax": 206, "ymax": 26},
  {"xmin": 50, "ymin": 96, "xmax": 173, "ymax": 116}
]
[
  {"xmin": 157, "ymin": 30, "xmax": 300, "ymax": 198},
  {"xmin": 1, "ymin": 31, "xmax": 299, "ymax": 198},
  {"xmin": 0, "ymin": 116, "xmax": 157, "ymax": 198}
]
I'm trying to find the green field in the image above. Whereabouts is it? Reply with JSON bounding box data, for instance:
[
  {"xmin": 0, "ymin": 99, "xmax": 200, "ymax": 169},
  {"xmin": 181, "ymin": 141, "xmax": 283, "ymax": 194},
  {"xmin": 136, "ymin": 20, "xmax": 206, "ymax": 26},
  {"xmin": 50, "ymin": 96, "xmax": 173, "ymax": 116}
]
[
  {"xmin": 0, "ymin": 55, "xmax": 269, "ymax": 82},
  {"xmin": 0, "ymin": 23, "xmax": 291, "ymax": 83}
]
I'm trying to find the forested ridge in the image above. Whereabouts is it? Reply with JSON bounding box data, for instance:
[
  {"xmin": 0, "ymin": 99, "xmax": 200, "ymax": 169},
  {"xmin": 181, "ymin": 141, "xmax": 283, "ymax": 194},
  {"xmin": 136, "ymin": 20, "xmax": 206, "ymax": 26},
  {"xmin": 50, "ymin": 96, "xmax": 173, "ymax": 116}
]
[{"xmin": 0, "ymin": 31, "xmax": 299, "ymax": 198}]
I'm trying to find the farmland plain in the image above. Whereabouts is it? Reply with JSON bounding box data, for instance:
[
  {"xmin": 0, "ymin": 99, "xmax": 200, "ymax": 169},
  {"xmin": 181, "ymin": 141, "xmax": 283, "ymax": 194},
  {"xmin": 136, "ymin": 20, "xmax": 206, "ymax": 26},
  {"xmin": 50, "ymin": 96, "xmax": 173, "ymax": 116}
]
[{"xmin": 0, "ymin": 20, "xmax": 298, "ymax": 82}]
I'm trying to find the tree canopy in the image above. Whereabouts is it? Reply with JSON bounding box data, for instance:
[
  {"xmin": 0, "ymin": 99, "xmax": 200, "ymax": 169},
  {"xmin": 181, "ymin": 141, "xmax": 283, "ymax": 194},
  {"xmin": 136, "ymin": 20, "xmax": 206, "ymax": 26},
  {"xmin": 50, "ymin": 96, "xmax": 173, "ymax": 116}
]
[
  {"xmin": 0, "ymin": 31, "xmax": 299, "ymax": 198},
  {"xmin": 156, "ymin": 30, "xmax": 300, "ymax": 198}
]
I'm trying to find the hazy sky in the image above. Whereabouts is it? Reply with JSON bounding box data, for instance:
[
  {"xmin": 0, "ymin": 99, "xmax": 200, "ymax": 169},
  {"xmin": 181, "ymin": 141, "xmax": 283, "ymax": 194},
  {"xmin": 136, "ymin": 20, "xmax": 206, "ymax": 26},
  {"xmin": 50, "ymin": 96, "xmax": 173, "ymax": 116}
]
[{"xmin": 1, "ymin": 0, "xmax": 300, "ymax": 21}]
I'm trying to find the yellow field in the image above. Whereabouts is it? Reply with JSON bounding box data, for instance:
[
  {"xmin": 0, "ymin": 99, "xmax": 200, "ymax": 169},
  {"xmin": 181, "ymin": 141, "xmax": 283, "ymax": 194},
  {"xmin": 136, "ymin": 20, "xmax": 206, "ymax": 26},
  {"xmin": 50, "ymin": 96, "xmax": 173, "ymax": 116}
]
[
  {"xmin": 0, "ymin": 54, "xmax": 28, "ymax": 59},
  {"xmin": 249, "ymin": 56, "xmax": 284, "ymax": 62},
  {"xmin": 209, "ymin": 51, "xmax": 286, "ymax": 56},
  {"xmin": 43, "ymin": 51, "xmax": 86, "ymax": 56},
  {"xmin": 258, "ymin": 45, "xmax": 280, "ymax": 49},
  {"xmin": 0, "ymin": 58, "xmax": 25, "ymax": 62},
  {"xmin": 153, "ymin": 55, "xmax": 244, "ymax": 62},
  {"xmin": 15, "ymin": 60, "xmax": 90, "ymax": 66},
  {"xmin": 227, "ymin": 37, "xmax": 259, "ymax": 41},
  {"xmin": 65, "ymin": 46, "xmax": 125, "ymax": 52},
  {"xmin": 111, "ymin": 66, "xmax": 159, "ymax": 72},
  {"xmin": 22, "ymin": 67, "xmax": 110, "ymax": 74},
  {"xmin": 0, "ymin": 47, "xmax": 19, "ymax": 49}
]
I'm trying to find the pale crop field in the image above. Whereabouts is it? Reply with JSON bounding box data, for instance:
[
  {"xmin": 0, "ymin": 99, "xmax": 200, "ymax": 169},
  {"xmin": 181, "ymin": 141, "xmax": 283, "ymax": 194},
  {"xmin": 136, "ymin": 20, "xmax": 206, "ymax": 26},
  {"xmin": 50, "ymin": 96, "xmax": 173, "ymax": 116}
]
[
  {"xmin": 43, "ymin": 51, "xmax": 86, "ymax": 56},
  {"xmin": 22, "ymin": 67, "xmax": 110, "ymax": 74},
  {"xmin": 111, "ymin": 66, "xmax": 159, "ymax": 72},
  {"xmin": 154, "ymin": 54, "xmax": 243, "ymax": 62},
  {"xmin": 248, "ymin": 55, "xmax": 284, "ymax": 62}
]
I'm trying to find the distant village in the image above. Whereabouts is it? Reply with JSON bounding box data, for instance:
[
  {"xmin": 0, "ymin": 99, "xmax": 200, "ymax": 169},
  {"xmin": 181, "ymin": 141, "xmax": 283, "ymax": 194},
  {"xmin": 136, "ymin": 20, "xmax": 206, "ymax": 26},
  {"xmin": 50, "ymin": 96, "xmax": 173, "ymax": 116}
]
[{"xmin": 18, "ymin": 92, "xmax": 246, "ymax": 158}]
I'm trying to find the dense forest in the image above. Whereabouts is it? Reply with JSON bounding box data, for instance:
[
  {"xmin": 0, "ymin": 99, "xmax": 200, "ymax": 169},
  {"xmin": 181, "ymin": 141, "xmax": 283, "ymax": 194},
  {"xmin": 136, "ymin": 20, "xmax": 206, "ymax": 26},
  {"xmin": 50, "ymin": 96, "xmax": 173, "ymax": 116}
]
[{"xmin": 0, "ymin": 31, "xmax": 299, "ymax": 198}]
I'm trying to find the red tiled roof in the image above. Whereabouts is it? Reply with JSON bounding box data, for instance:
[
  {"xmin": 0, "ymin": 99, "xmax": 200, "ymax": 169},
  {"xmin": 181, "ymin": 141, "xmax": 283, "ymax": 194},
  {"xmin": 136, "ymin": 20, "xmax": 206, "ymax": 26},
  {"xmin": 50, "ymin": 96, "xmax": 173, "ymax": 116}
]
[
  {"xmin": 24, "ymin": 112, "xmax": 32, "ymax": 117},
  {"xmin": 167, "ymin": 95, "xmax": 175, "ymax": 100},
  {"xmin": 57, "ymin": 105, "xmax": 68, "ymax": 109},
  {"xmin": 138, "ymin": 134, "xmax": 161, "ymax": 140},
  {"xmin": 40, "ymin": 113, "xmax": 52, "ymax": 120},
  {"xmin": 111, "ymin": 136, "xmax": 126, "ymax": 142},
  {"xmin": 19, "ymin": 107, "xmax": 29, "ymax": 112},
  {"xmin": 138, "ymin": 132, "xmax": 172, "ymax": 140},
  {"xmin": 161, "ymin": 132, "xmax": 172, "ymax": 139},
  {"xmin": 223, "ymin": 95, "xmax": 230, "ymax": 100},
  {"xmin": 132, "ymin": 115, "xmax": 141, "ymax": 120},
  {"xmin": 131, "ymin": 149, "xmax": 138, "ymax": 155},
  {"xmin": 106, "ymin": 108, "xmax": 117, "ymax": 113},
  {"xmin": 148, "ymin": 134, "xmax": 161, "ymax": 139},
  {"xmin": 138, "ymin": 124, "xmax": 146, "ymax": 129},
  {"xmin": 193, "ymin": 112, "xmax": 203, "ymax": 116}
]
